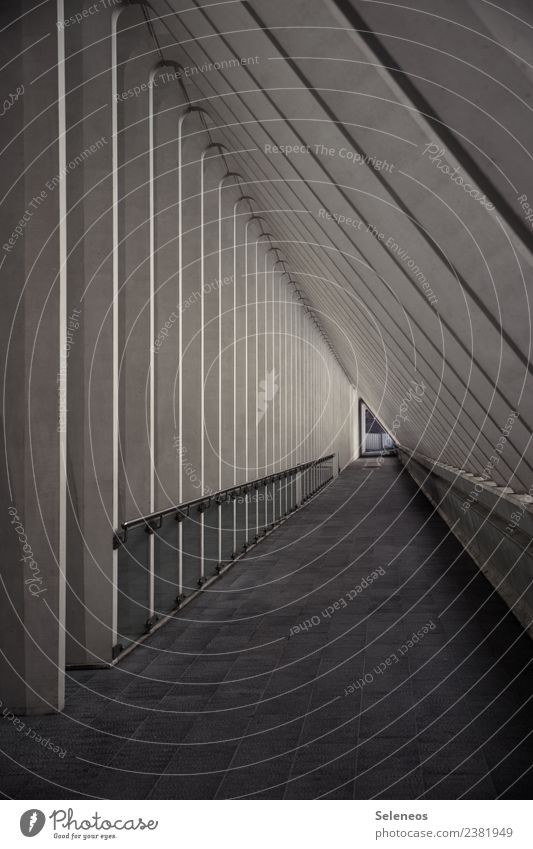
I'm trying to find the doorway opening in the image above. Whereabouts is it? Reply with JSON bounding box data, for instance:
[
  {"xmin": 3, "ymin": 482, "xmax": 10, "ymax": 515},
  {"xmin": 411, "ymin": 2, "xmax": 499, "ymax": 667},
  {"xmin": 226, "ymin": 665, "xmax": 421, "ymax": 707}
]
[{"xmin": 359, "ymin": 400, "xmax": 396, "ymax": 457}]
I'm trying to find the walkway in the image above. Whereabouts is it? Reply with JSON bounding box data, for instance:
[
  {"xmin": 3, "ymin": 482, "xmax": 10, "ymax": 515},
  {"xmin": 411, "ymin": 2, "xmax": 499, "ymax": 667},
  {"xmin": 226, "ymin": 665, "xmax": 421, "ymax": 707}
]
[{"xmin": 1, "ymin": 459, "xmax": 532, "ymax": 799}]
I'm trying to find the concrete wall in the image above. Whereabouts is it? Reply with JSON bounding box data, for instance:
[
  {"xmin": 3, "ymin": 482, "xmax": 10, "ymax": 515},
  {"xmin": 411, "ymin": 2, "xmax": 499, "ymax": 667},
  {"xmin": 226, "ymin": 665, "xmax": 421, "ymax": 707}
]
[
  {"xmin": 400, "ymin": 449, "xmax": 533, "ymax": 639},
  {"xmin": 0, "ymin": 0, "xmax": 357, "ymax": 711}
]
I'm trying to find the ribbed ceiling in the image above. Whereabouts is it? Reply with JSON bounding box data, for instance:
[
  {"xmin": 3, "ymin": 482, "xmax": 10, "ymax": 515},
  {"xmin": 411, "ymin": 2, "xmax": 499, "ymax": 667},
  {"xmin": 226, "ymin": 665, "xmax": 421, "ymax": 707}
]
[{"xmin": 151, "ymin": 0, "xmax": 533, "ymax": 492}]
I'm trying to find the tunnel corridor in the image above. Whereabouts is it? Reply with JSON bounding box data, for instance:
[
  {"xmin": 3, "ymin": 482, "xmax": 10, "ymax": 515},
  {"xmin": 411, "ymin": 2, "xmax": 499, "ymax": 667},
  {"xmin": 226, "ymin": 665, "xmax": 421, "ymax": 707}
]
[{"xmin": 1, "ymin": 0, "xmax": 533, "ymax": 810}]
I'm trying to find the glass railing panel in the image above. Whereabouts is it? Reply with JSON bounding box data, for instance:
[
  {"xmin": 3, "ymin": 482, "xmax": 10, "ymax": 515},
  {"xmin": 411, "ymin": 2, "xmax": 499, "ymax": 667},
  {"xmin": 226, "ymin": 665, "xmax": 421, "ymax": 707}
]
[
  {"xmin": 203, "ymin": 503, "xmax": 220, "ymax": 579},
  {"xmin": 257, "ymin": 483, "xmax": 263, "ymax": 532},
  {"xmin": 180, "ymin": 510, "xmax": 202, "ymax": 598},
  {"xmin": 251, "ymin": 485, "xmax": 258, "ymax": 540},
  {"xmin": 255, "ymin": 484, "xmax": 265, "ymax": 537},
  {"xmin": 221, "ymin": 497, "xmax": 235, "ymax": 563},
  {"xmin": 298, "ymin": 470, "xmax": 303, "ymax": 501},
  {"xmin": 277, "ymin": 477, "xmax": 283, "ymax": 520},
  {"xmin": 235, "ymin": 491, "xmax": 247, "ymax": 551},
  {"xmin": 154, "ymin": 517, "xmax": 179, "ymax": 617},
  {"xmin": 278, "ymin": 475, "xmax": 286, "ymax": 517},
  {"xmin": 246, "ymin": 487, "xmax": 257, "ymax": 545},
  {"xmin": 263, "ymin": 481, "xmax": 271, "ymax": 529},
  {"xmin": 117, "ymin": 525, "xmax": 150, "ymax": 648},
  {"xmin": 259, "ymin": 482, "xmax": 269, "ymax": 535},
  {"xmin": 260, "ymin": 482, "xmax": 268, "ymax": 536},
  {"xmin": 287, "ymin": 471, "xmax": 295, "ymax": 511},
  {"xmin": 283, "ymin": 473, "xmax": 290, "ymax": 515},
  {"xmin": 285, "ymin": 473, "xmax": 291, "ymax": 512},
  {"xmin": 256, "ymin": 485, "xmax": 263, "ymax": 536}
]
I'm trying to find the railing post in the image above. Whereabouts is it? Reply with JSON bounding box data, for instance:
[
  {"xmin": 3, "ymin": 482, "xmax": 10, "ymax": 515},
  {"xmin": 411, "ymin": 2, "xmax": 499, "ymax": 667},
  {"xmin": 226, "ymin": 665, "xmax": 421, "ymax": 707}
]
[{"xmin": 200, "ymin": 512, "xmax": 205, "ymax": 584}]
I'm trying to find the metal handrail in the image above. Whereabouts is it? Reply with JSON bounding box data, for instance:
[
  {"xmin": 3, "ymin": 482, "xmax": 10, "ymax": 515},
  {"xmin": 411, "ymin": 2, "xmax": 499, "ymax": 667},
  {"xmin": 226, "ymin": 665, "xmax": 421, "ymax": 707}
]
[{"xmin": 113, "ymin": 454, "xmax": 335, "ymax": 548}]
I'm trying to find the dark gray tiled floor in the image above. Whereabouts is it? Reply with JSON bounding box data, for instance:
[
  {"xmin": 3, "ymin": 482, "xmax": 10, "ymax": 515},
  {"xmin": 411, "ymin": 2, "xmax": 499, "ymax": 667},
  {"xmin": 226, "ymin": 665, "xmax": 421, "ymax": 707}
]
[{"xmin": 1, "ymin": 459, "xmax": 532, "ymax": 799}]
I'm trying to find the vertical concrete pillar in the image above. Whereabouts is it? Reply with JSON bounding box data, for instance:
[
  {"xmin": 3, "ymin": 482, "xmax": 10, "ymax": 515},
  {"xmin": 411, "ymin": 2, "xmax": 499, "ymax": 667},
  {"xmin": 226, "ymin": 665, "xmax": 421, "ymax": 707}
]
[
  {"xmin": 179, "ymin": 110, "xmax": 208, "ymax": 504},
  {"xmin": 219, "ymin": 178, "xmax": 240, "ymax": 493},
  {"xmin": 233, "ymin": 200, "xmax": 251, "ymax": 491},
  {"xmin": 152, "ymin": 64, "xmax": 186, "ymax": 511},
  {"xmin": 201, "ymin": 149, "xmax": 226, "ymax": 497},
  {"xmin": 244, "ymin": 218, "xmax": 262, "ymax": 490},
  {"xmin": 0, "ymin": 0, "xmax": 64, "ymax": 712},
  {"xmin": 63, "ymin": 1, "xmax": 119, "ymax": 665}
]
